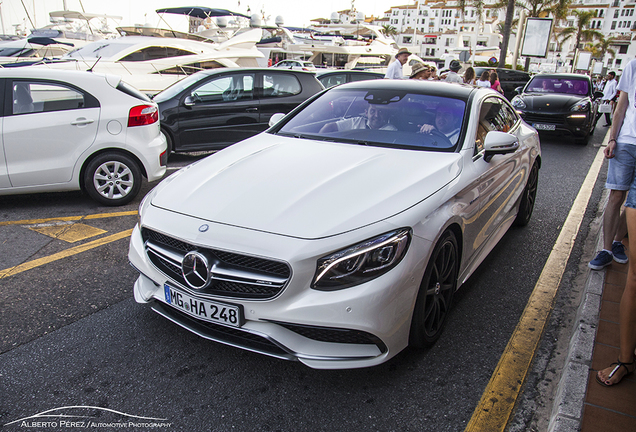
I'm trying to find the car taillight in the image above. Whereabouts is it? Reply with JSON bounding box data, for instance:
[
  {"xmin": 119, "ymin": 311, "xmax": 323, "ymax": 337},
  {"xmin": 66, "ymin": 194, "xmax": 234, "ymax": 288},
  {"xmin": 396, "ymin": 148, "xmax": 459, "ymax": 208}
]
[{"xmin": 128, "ymin": 105, "xmax": 158, "ymax": 127}]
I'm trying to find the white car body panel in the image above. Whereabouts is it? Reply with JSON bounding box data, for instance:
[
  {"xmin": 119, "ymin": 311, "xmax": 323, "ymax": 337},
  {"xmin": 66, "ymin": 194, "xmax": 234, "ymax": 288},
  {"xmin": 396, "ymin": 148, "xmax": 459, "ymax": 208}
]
[{"xmin": 152, "ymin": 136, "xmax": 463, "ymax": 239}]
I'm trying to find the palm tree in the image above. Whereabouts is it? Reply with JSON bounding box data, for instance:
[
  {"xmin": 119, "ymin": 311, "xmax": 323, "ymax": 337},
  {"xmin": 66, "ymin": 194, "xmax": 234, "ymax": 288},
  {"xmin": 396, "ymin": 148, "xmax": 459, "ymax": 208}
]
[
  {"xmin": 561, "ymin": 10, "xmax": 602, "ymax": 52},
  {"xmin": 380, "ymin": 24, "xmax": 398, "ymax": 38},
  {"xmin": 588, "ymin": 35, "xmax": 616, "ymax": 64}
]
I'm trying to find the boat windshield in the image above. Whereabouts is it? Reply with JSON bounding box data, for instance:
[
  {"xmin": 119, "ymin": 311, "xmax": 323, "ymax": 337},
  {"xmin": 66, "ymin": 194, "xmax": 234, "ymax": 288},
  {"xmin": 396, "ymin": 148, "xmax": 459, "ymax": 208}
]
[
  {"xmin": 276, "ymin": 88, "xmax": 466, "ymax": 152},
  {"xmin": 63, "ymin": 40, "xmax": 136, "ymax": 59}
]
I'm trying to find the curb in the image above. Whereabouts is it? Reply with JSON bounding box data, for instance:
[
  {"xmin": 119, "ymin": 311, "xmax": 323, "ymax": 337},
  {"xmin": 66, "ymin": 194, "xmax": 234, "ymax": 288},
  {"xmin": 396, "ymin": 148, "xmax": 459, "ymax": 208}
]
[{"xmin": 547, "ymin": 187, "xmax": 609, "ymax": 432}]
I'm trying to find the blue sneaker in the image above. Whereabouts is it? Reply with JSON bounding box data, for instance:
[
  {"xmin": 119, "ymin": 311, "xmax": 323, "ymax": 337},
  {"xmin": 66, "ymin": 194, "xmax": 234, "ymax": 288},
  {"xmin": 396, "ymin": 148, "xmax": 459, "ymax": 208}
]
[
  {"xmin": 612, "ymin": 241, "xmax": 628, "ymax": 264},
  {"xmin": 589, "ymin": 250, "xmax": 613, "ymax": 270}
]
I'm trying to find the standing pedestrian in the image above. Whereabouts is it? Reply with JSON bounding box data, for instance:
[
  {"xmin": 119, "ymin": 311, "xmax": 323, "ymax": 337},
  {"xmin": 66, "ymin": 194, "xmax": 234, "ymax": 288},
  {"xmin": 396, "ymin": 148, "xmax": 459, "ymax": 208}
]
[
  {"xmin": 596, "ymin": 58, "xmax": 636, "ymax": 386},
  {"xmin": 385, "ymin": 47, "xmax": 411, "ymax": 79},
  {"xmin": 463, "ymin": 66, "xmax": 476, "ymax": 85},
  {"xmin": 599, "ymin": 71, "xmax": 618, "ymax": 127},
  {"xmin": 476, "ymin": 70, "xmax": 491, "ymax": 88},
  {"xmin": 443, "ymin": 60, "xmax": 463, "ymax": 83},
  {"xmin": 490, "ymin": 71, "xmax": 503, "ymax": 94},
  {"xmin": 410, "ymin": 63, "xmax": 431, "ymax": 80}
]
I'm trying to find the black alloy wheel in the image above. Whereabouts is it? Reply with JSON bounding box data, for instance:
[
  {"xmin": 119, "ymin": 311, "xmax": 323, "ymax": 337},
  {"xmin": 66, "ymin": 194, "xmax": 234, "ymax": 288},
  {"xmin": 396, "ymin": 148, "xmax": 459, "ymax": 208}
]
[
  {"xmin": 409, "ymin": 230, "xmax": 459, "ymax": 347},
  {"xmin": 514, "ymin": 162, "xmax": 539, "ymax": 227}
]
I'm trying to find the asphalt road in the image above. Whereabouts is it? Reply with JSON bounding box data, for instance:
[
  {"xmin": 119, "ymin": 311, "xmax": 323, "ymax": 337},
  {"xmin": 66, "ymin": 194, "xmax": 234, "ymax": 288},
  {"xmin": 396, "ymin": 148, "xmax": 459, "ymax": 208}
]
[{"xmin": 0, "ymin": 131, "xmax": 606, "ymax": 432}]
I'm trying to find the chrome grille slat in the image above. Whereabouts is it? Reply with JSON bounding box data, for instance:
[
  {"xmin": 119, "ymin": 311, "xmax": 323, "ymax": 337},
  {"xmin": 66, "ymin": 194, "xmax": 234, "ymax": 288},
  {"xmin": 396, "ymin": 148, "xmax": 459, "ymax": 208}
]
[{"xmin": 141, "ymin": 228, "xmax": 291, "ymax": 299}]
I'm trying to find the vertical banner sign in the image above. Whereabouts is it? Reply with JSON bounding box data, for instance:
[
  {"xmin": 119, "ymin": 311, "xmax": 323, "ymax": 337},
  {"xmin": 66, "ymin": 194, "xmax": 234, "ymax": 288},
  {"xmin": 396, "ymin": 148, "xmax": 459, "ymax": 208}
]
[{"xmin": 521, "ymin": 18, "xmax": 553, "ymax": 58}]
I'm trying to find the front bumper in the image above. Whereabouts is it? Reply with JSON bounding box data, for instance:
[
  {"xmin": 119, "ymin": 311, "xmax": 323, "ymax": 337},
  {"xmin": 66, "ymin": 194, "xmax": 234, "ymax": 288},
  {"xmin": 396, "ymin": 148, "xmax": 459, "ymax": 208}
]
[
  {"xmin": 128, "ymin": 212, "xmax": 429, "ymax": 369},
  {"xmin": 519, "ymin": 111, "xmax": 593, "ymax": 137}
]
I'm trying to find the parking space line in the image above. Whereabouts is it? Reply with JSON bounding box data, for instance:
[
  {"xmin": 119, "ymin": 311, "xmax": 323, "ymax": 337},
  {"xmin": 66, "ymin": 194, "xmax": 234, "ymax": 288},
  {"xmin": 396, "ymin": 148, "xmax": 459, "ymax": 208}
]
[
  {"xmin": 465, "ymin": 137, "xmax": 607, "ymax": 431},
  {"xmin": 0, "ymin": 211, "xmax": 137, "ymax": 227},
  {"xmin": 0, "ymin": 229, "xmax": 133, "ymax": 279}
]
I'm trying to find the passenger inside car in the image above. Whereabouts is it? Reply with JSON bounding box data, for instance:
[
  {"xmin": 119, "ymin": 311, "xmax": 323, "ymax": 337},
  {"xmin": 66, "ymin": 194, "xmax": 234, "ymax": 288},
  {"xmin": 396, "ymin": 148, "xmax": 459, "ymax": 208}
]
[{"xmin": 319, "ymin": 104, "xmax": 397, "ymax": 132}]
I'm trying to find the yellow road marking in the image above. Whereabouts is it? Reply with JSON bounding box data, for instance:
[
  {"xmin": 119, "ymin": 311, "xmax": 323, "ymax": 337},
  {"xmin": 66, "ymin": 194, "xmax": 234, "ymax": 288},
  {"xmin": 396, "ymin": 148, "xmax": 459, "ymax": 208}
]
[
  {"xmin": 29, "ymin": 223, "xmax": 107, "ymax": 243},
  {"xmin": 0, "ymin": 210, "xmax": 137, "ymax": 227},
  {"xmin": 465, "ymin": 137, "xmax": 608, "ymax": 431},
  {"xmin": 0, "ymin": 229, "xmax": 133, "ymax": 279}
]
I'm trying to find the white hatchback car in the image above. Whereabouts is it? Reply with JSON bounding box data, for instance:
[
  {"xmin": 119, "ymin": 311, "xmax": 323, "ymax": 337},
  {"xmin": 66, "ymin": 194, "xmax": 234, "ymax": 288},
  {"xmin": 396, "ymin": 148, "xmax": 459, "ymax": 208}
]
[
  {"xmin": 129, "ymin": 80, "xmax": 540, "ymax": 369},
  {"xmin": 0, "ymin": 68, "xmax": 167, "ymax": 205}
]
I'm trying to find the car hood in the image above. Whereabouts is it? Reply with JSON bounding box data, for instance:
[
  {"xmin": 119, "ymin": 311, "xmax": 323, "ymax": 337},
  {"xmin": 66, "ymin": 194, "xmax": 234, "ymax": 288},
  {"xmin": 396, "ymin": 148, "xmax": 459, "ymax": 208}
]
[
  {"xmin": 520, "ymin": 92, "xmax": 587, "ymax": 111},
  {"xmin": 151, "ymin": 135, "xmax": 463, "ymax": 239}
]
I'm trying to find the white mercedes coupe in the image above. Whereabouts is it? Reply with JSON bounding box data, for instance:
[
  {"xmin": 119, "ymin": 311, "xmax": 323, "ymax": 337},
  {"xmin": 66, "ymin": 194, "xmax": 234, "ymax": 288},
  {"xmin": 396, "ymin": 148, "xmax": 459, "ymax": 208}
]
[{"xmin": 129, "ymin": 80, "xmax": 541, "ymax": 369}]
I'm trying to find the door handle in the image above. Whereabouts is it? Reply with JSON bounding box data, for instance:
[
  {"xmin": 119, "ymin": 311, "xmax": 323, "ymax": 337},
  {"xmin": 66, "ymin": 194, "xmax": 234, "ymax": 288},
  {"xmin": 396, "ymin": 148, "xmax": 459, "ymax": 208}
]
[
  {"xmin": 71, "ymin": 118, "xmax": 95, "ymax": 126},
  {"xmin": 245, "ymin": 107, "xmax": 258, "ymax": 112}
]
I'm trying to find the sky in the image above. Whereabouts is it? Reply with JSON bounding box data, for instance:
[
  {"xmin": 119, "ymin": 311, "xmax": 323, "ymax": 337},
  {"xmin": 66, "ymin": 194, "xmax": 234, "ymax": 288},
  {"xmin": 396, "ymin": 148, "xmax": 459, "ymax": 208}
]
[{"xmin": 1, "ymin": 0, "xmax": 402, "ymax": 34}]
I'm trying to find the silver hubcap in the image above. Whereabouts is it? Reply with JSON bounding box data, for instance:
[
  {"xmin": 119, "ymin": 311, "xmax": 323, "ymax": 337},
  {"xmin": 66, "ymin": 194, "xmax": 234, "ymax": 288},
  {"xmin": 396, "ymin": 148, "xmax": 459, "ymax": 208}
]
[{"xmin": 93, "ymin": 161, "xmax": 134, "ymax": 200}]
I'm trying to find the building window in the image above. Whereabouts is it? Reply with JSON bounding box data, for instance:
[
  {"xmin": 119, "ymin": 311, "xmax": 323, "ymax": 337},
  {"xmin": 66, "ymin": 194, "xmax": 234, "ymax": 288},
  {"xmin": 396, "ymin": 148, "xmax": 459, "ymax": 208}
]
[
  {"xmin": 611, "ymin": 21, "xmax": 617, "ymax": 29},
  {"xmin": 614, "ymin": 10, "xmax": 620, "ymax": 18},
  {"xmin": 620, "ymin": 45, "xmax": 628, "ymax": 54}
]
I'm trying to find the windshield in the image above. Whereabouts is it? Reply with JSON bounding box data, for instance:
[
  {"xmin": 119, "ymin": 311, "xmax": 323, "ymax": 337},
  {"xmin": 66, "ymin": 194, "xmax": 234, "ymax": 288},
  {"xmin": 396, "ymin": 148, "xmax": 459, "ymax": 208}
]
[
  {"xmin": 526, "ymin": 77, "xmax": 590, "ymax": 95},
  {"xmin": 276, "ymin": 89, "xmax": 466, "ymax": 151},
  {"xmin": 63, "ymin": 40, "xmax": 136, "ymax": 60}
]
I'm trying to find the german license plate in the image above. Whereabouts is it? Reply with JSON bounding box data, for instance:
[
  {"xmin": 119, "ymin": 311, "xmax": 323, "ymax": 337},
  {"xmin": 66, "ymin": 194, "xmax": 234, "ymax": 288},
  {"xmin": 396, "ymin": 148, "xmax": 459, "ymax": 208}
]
[
  {"xmin": 534, "ymin": 123, "xmax": 556, "ymax": 131},
  {"xmin": 162, "ymin": 284, "xmax": 243, "ymax": 327}
]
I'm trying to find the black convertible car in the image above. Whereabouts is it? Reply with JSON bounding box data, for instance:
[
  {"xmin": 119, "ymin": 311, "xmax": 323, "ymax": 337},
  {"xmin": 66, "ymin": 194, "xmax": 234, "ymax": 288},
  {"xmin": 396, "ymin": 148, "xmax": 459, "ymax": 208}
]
[
  {"xmin": 511, "ymin": 73, "xmax": 601, "ymax": 145},
  {"xmin": 153, "ymin": 68, "xmax": 324, "ymax": 153}
]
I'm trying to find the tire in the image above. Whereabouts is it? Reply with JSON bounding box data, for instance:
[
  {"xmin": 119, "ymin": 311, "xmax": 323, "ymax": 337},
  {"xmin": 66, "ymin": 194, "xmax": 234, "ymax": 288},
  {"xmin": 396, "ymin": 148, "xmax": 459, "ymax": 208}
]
[
  {"xmin": 409, "ymin": 230, "xmax": 459, "ymax": 348},
  {"xmin": 514, "ymin": 162, "xmax": 539, "ymax": 227},
  {"xmin": 161, "ymin": 129, "xmax": 173, "ymax": 154},
  {"xmin": 83, "ymin": 152, "xmax": 142, "ymax": 206}
]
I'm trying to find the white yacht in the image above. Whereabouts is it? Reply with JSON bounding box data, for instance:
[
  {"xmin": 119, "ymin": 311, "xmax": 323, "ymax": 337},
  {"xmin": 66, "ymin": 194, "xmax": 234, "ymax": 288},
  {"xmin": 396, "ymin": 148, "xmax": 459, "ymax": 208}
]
[{"xmin": 28, "ymin": 29, "xmax": 263, "ymax": 94}]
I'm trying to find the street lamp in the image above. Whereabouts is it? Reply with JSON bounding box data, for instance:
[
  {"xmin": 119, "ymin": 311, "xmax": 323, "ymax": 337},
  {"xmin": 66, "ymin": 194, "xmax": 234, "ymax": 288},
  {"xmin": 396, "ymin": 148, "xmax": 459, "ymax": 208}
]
[{"xmin": 555, "ymin": 53, "xmax": 561, "ymax": 72}]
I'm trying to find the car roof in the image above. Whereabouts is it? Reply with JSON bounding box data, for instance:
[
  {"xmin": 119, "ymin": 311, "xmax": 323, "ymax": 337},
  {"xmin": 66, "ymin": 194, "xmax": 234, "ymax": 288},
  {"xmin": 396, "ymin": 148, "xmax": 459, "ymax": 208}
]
[
  {"xmin": 315, "ymin": 70, "xmax": 384, "ymax": 77},
  {"xmin": 530, "ymin": 73, "xmax": 591, "ymax": 81},
  {"xmin": 193, "ymin": 67, "xmax": 318, "ymax": 78},
  {"xmin": 332, "ymin": 79, "xmax": 480, "ymax": 99},
  {"xmin": 0, "ymin": 67, "xmax": 117, "ymax": 83}
]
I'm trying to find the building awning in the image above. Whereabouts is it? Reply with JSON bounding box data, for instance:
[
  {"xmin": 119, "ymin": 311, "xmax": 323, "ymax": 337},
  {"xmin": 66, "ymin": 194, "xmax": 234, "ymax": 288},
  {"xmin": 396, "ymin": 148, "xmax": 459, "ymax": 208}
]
[{"xmin": 424, "ymin": 35, "xmax": 437, "ymax": 38}]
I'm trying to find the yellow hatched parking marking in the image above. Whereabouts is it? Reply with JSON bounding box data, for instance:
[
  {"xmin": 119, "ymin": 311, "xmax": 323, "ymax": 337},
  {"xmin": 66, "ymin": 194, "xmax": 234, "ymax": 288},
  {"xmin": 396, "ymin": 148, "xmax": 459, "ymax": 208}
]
[
  {"xmin": 28, "ymin": 222, "xmax": 107, "ymax": 243},
  {"xmin": 0, "ymin": 229, "xmax": 133, "ymax": 280},
  {"xmin": 465, "ymin": 138, "xmax": 607, "ymax": 431}
]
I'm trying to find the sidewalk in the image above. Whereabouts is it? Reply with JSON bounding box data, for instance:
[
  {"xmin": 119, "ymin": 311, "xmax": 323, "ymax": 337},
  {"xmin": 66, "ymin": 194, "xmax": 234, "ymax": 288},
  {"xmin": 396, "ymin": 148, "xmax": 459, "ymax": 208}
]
[{"xmin": 580, "ymin": 254, "xmax": 636, "ymax": 431}]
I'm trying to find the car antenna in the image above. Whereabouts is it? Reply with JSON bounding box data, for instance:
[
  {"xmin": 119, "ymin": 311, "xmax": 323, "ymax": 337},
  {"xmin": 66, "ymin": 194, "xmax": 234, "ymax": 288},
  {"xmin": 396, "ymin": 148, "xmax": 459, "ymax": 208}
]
[{"xmin": 87, "ymin": 57, "xmax": 101, "ymax": 73}]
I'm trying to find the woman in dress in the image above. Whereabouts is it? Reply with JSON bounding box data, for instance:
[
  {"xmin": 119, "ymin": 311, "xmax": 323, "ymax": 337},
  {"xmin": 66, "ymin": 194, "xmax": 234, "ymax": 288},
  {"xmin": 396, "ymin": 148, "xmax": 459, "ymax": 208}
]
[{"xmin": 476, "ymin": 70, "xmax": 491, "ymax": 88}]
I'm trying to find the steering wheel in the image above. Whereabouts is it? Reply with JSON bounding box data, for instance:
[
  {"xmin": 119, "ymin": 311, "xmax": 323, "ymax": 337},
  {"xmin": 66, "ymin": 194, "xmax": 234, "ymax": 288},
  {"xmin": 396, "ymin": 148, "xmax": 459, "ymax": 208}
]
[{"xmin": 424, "ymin": 129, "xmax": 453, "ymax": 148}]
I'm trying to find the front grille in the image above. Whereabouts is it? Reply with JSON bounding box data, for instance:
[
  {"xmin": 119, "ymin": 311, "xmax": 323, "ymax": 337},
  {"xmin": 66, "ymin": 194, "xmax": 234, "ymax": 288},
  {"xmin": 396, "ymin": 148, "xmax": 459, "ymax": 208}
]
[
  {"xmin": 141, "ymin": 228, "xmax": 291, "ymax": 300},
  {"xmin": 521, "ymin": 112, "xmax": 566, "ymax": 125}
]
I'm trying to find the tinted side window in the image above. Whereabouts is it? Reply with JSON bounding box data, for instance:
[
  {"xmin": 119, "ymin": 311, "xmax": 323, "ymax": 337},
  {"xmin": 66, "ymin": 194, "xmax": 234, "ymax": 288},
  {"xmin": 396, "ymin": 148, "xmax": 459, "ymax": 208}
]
[
  {"xmin": 262, "ymin": 73, "xmax": 302, "ymax": 98},
  {"xmin": 475, "ymin": 97, "xmax": 516, "ymax": 155},
  {"xmin": 13, "ymin": 81, "xmax": 89, "ymax": 115},
  {"xmin": 350, "ymin": 73, "xmax": 382, "ymax": 82},
  {"xmin": 120, "ymin": 46, "xmax": 195, "ymax": 61},
  {"xmin": 321, "ymin": 73, "xmax": 347, "ymax": 88},
  {"xmin": 192, "ymin": 74, "xmax": 254, "ymax": 103}
]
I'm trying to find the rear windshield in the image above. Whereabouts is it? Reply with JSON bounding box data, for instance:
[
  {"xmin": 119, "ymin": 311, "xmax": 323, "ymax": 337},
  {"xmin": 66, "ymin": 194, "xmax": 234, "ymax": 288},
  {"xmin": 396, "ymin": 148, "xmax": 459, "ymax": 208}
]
[{"xmin": 276, "ymin": 88, "xmax": 466, "ymax": 151}]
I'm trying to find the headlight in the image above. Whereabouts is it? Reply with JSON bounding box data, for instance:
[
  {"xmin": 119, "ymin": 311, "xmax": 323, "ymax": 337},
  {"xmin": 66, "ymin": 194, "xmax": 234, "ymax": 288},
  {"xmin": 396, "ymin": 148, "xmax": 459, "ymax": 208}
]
[
  {"xmin": 570, "ymin": 99, "xmax": 590, "ymax": 112},
  {"xmin": 312, "ymin": 228, "xmax": 411, "ymax": 291},
  {"xmin": 511, "ymin": 97, "xmax": 526, "ymax": 109}
]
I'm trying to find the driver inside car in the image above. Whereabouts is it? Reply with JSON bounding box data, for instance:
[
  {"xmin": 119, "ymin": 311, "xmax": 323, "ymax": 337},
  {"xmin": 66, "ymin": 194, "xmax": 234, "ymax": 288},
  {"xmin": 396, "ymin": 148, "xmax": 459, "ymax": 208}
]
[
  {"xmin": 320, "ymin": 104, "xmax": 397, "ymax": 132},
  {"xmin": 418, "ymin": 102, "xmax": 463, "ymax": 144}
]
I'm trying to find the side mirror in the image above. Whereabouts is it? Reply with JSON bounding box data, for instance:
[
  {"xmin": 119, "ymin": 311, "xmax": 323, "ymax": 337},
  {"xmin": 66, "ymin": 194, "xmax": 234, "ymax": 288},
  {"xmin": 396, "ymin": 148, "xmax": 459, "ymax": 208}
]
[
  {"xmin": 593, "ymin": 91, "xmax": 604, "ymax": 99},
  {"xmin": 514, "ymin": 86, "xmax": 523, "ymax": 95},
  {"xmin": 269, "ymin": 113, "xmax": 286, "ymax": 127},
  {"xmin": 184, "ymin": 95, "xmax": 195, "ymax": 107},
  {"xmin": 483, "ymin": 131, "xmax": 519, "ymax": 162}
]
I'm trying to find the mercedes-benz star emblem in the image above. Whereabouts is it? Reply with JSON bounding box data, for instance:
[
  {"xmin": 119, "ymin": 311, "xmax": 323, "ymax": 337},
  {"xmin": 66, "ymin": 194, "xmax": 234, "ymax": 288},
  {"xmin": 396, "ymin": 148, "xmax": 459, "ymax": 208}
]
[
  {"xmin": 199, "ymin": 224, "xmax": 209, "ymax": 232},
  {"xmin": 182, "ymin": 251, "xmax": 210, "ymax": 289}
]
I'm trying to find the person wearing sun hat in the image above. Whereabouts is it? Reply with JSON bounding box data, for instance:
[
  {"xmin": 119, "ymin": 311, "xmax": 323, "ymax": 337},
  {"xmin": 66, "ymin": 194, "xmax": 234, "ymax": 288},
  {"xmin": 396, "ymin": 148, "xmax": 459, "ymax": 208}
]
[
  {"xmin": 385, "ymin": 47, "xmax": 411, "ymax": 79},
  {"xmin": 410, "ymin": 62, "xmax": 431, "ymax": 80}
]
